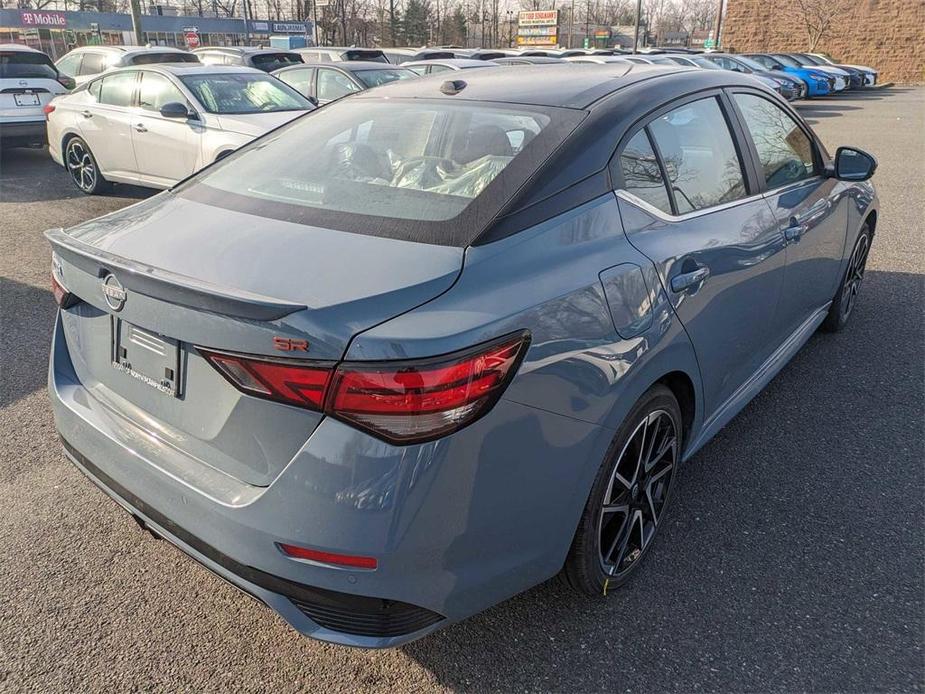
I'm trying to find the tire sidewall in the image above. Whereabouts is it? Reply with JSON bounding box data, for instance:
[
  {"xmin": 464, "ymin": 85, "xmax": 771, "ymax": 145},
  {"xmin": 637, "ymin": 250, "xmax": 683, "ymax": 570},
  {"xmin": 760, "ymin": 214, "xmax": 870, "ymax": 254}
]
[{"xmin": 565, "ymin": 384, "xmax": 683, "ymax": 596}]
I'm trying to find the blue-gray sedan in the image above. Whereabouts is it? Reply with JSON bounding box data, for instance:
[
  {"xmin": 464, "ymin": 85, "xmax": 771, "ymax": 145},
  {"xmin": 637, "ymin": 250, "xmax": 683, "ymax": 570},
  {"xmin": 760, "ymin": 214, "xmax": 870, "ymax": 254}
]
[{"xmin": 46, "ymin": 62, "xmax": 878, "ymax": 647}]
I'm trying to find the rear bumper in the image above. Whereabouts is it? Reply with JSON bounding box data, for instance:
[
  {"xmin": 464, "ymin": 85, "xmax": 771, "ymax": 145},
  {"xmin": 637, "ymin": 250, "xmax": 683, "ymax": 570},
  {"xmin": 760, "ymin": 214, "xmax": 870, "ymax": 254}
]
[
  {"xmin": 0, "ymin": 119, "xmax": 46, "ymax": 146},
  {"xmin": 48, "ymin": 311, "xmax": 609, "ymax": 647}
]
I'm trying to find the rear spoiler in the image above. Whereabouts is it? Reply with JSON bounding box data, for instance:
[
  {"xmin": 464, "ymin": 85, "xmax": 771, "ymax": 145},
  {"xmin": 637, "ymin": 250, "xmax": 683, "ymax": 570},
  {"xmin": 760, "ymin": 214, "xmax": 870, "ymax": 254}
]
[{"xmin": 45, "ymin": 227, "xmax": 306, "ymax": 321}]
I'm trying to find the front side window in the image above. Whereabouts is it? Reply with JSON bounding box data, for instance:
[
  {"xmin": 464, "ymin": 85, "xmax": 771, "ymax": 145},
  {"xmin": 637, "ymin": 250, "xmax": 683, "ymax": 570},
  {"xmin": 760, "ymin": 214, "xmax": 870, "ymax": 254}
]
[
  {"xmin": 647, "ymin": 97, "xmax": 747, "ymax": 213},
  {"xmin": 734, "ymin": 93, "xmax": 815, "ymax": 188},
  {"xmin": 138, "ymin": 72, "xmax": 187, "ymax": 111},
  {"xmin": 617, "ymin": 130, "xmax": 672, "ymax": 214},
  {"xmin": 179, "ymin": 73, "xmax": 312, "ymax": 113},
  {"xmin": 353, "ymin": 68, "xmax": 416, "ymax": 88},
  {"xmin": 55, "ymin": 53, "xmax": 81, "ymax": 77},
  {"xmin": 78, "ymin": 52, "xmax": 107, "ymax": 76},
  {"xmin": 276, "ymin": 68, "xmax": 314, "ymax": 97},
  {"xmin": 98, "ymin": 71, "xmax": 137, "ymax": 107},
  {"xmin": 316, "ymin": 69, "xmax": 361, "ymax": 101}
]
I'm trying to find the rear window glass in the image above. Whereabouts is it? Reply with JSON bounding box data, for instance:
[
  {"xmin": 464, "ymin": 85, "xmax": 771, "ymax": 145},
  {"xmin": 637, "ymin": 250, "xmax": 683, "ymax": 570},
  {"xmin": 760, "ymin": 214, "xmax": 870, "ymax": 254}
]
[
  {"xmin": 343, "ymin": 50, "xmax": 388, "ymax": 62},
  {"xmin": 179, "ymin": 73, "xmax": 312, "ymax": 113},
  {"xmin": 0, "ymin": 51, "xmax": 57, "ymax": 79},
  {"xmin": 182, "ymin": 98, "xmax": 582, "ymax": 245},
  {"xmin": 250, "ymin": 53, "xmax": 303, "ymax": 71},
  {"xmin": 129, "ymin": 52, "xmax": 199, "ymax": 65}
]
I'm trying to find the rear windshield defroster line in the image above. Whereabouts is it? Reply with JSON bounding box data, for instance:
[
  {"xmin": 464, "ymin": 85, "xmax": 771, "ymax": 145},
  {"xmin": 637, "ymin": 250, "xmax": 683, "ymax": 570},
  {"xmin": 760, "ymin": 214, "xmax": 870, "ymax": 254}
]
[{"xmin": 177, "ymin": 98, "xmax": 585, "ymax": 247}]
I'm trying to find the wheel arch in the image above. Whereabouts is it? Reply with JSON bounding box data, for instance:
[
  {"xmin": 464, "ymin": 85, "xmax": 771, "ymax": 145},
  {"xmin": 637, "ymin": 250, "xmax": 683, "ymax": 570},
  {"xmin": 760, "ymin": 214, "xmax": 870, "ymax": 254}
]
[
  {"xmin": 60, "ymin": 130, "xmax": 80, "ymax": 162},
  {"xmin": 655, "ymin": 370, "xmax": 696, "ymax": 449}
]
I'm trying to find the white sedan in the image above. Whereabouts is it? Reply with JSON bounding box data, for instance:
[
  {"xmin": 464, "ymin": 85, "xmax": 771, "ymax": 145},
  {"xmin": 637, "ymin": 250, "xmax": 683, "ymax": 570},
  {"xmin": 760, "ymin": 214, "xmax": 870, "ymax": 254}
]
[{"xmin": 46, "ymin": 64, "xmax": 314, "ymax": 194}]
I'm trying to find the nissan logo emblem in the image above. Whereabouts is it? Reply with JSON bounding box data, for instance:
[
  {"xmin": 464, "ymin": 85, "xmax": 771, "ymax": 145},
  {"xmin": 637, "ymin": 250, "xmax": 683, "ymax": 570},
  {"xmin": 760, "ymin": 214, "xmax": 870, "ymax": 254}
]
[{"xmin": 101, "ymin": 273, "xmax": 127, "ymax": 311}]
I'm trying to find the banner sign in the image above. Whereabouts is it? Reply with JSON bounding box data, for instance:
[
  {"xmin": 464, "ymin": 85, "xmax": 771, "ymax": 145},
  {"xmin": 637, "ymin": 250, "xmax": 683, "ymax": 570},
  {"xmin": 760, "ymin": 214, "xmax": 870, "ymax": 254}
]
[
  {"xmin": 517, "ymin": 25, "xmax": 557, "ymax": 36},
  {"xmin": 517, "ymin": 35, "xmax": 557, "ymax": 45},
  {"xmin": 20, "ymin": 10, "xmax": 67, "ymax": 27},
  {"xmin": 272, "ymin": 22, "xmax": 306, "ymax": 33},
  {"xmin": 517, "ymin": 10, "xmax": 558, "ymax": 26}
]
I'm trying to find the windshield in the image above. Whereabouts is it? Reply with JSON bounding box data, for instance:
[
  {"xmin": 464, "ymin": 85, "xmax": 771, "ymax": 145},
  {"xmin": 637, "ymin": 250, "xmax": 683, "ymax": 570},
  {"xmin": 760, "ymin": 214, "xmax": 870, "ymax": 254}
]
[
  {"xmin": 800, "ymin": 54, "xmax": 825, "ymax": 65},
  {"xmin": 182, "ymin": 97, "xmax": 582, "ymax": 245},
  {"xmin": 0, "ymin": 51, "xmax": 57, "ymax": 79},
  {"xmin": 773, "ymin": 54, "xmax": 801, "ymax": 67},
  {"xmin": 354, "ymin": 67, "xmax": 416, "ymax": 88},
  {"xmin": 180, "ymin": 73, "xmax": 312, "ymax": 113},
  {"xmin": 733, "ymin": 55, "xmax": 768, "ymax": 72},
  {"xmin": 251, "ymin": 53, "xmax": 303, "ymax": 71}
]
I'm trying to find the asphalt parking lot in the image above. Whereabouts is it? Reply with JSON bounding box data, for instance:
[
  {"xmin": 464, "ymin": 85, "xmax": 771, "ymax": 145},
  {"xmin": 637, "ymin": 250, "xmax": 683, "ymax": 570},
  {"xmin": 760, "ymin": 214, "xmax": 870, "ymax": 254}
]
[{"xmin": 1, "ymin": 87, "xmax": 923, "ymax": 693}]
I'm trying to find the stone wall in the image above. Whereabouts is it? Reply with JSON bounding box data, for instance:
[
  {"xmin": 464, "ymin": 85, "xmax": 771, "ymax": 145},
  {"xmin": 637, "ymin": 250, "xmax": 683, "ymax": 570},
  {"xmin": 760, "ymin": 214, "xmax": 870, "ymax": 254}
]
[{"xmin": 721, "ymin": 0, "xmax": 925, "ymax": 84}]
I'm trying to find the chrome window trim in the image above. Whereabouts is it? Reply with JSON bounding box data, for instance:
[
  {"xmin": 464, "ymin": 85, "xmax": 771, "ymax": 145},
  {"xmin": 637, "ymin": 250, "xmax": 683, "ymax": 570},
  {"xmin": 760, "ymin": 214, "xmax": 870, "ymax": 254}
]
[{"xmin": 614, "ymin": 188, "xmax": 768, "ymax": 223}]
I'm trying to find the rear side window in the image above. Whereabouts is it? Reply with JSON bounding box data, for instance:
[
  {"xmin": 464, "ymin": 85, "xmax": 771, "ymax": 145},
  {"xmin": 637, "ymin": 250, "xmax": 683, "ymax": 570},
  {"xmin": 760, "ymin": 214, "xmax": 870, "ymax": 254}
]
[
  {"xmin": 98, "ymin": 71, "xmax": 137, "ymax": 107},
  {"xmin": 617, "ymin": 130, "xmax": 672, "ymax": 214},
  {"xmin": 734, "ymin": 93, "xmax": 815, "ymax": 188},
  {"xmin": 0, "ymin": 50, "xmax": 57, "ymax": 79},
  {"xmin": 647, "ymin": 97, "xmax": 747, "ymax": 214}
]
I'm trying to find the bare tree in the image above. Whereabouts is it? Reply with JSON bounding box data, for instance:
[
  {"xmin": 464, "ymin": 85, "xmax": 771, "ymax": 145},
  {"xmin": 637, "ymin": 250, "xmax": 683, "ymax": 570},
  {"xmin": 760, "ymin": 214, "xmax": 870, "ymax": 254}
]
[{"xmin": 789, "ymin": 0, "xmax": 856, "ymax": 50}]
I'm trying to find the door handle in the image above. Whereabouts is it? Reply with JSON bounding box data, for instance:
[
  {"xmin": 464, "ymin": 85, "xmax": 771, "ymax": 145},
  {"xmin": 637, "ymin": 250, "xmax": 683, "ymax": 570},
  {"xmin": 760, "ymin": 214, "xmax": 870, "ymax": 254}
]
[
  {"xmin": 783, "ymin": 217, "xmax": 806, "ymax": 242},
  {"xmin": 80, "ymin": 110, "xmax": 92, "ymax": 118},
  {"xmin": 670, "ymin": 266, "xmax": 710, "ymax": 293},
  {"xmin": 134, "ymin": 123, "xmax": 147, "ymax": 133}
]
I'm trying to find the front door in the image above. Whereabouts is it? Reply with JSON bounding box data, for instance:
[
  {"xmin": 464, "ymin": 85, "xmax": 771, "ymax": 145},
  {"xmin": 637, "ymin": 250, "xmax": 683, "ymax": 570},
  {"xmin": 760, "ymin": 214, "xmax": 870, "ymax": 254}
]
[
  {"xmin": 132, "ymin": 71, "xmax": 200, "ymax": 186},
  {"xmin": 729, "ymin": 90, "xmax": 848, "ymax": 334},
  {"xmin": 613, "ymin": 93, "xmax": 788, "ymax": 419}
]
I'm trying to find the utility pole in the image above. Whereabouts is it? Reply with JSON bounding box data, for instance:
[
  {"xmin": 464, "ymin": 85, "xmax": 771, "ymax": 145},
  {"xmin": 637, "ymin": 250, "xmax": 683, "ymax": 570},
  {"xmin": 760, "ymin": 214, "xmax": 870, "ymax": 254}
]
[
  {"xmin": 632, "ymin": 0, "xmax": 641, "ymax": 53},
  {"xmin": 568, "ymin": 0, "xmax": 574, "ymax": 48},
  {"xmin": 129, "ymin": 0, "xmax": 143, "ymax": 45},
  {"xmin": 714, "ymin": 0, "xmax": 725, "ymax": 49}
]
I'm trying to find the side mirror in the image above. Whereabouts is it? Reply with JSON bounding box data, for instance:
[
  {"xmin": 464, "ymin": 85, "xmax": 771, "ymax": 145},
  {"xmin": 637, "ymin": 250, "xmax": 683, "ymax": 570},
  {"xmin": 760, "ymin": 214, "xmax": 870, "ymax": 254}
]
[
  {"xmin": 160, "ymin": 102, "xmax": 196, "ymax": 120},
  {"xmin": 831, "ymin": 146, "xmax": 877, "ymax": 181},
  {"xmin": 306, "ymin": 95, "xmax": 319, "ymax": 107}
]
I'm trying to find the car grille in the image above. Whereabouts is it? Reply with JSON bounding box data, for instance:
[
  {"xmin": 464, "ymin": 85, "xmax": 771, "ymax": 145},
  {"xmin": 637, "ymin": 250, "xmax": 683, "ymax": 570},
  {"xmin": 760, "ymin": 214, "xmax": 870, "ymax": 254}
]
[{"xmin": 290, "ymin": 595, "xmax": 444, "ymax": 637}]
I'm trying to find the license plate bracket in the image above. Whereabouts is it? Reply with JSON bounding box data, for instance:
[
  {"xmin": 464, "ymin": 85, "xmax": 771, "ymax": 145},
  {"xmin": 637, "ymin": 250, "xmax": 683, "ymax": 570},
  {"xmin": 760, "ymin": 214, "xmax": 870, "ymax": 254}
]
[
  {"xmin": 111, "ymin": 318, "xmax": 182, "ymax": 396},
  {"xmin": 14, "ymin": 93, "xmax": 40, "ymax": 107}
]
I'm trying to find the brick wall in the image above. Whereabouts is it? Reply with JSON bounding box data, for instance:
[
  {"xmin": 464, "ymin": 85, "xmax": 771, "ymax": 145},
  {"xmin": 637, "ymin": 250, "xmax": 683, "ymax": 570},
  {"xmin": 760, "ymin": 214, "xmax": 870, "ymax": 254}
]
[{"xmin": 722, "ymin": 0, "xmax": 925, "ymax": 84}]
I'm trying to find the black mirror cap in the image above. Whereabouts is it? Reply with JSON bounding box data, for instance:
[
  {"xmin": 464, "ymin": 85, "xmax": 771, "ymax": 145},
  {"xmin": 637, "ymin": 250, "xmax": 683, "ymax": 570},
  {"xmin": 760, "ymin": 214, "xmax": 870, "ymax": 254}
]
[
  {"xmin": 833, "ymin": 146, "xmax": 877, "ymax": 181},
  {"xmin": 160, "ymin": 101, "xmax": 194, "ymax": 119},
  {"xmin": 306, "ymin": 95, "xmax": 319, "ymax": 107}
]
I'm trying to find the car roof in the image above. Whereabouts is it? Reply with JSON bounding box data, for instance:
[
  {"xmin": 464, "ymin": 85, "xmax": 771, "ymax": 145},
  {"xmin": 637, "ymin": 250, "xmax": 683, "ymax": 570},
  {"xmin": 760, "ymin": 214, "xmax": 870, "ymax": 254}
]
[
  {"xmin": 287, "ymin": 60, "xmax": 405, "ymax": 71},
  {"xmin": 355, "ymin": 62, "xmax": 704, "ymax": 109},
  {"xmin": 495, "ymin": 56, "xmax": 563, "ymax": 64},
  {"xmin": 195, "ymin": 46, "xmax": 295, "ymax": 55},
  {"xmin": 133, "ymin": 64, "xmax": 267, "ymax": 76},
  {"xmin": 0, "ymin": 43, "xmax": 46, "ymax": 53},
  {"xmin": 71, "ymin": 45, "xmax": 190, "ymax": 55},
  {"xmin": 403, "ymin": 58, "xmax": 494, "ymax": 68}
]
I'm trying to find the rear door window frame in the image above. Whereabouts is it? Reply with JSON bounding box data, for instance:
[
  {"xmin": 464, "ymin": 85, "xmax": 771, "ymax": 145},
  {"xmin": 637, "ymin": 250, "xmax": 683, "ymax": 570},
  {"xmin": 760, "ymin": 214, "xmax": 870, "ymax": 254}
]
[{"xmin": 610, "ymin": 88, "xmax": 764, "ymax": 218}]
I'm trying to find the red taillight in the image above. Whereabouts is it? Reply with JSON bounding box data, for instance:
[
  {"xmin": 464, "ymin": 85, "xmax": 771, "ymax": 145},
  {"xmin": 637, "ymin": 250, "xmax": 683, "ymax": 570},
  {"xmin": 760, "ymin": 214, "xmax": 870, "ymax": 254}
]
[
  {"xmin": 199, "ymin": 332, "xmax": 529, "ymax": 444},
  {"xmin": 328, "ymin": 333, "xmax": 529, "ymax": 444},
  {"xmin": 278, "ymin": 542, "xmax": 377, "ymax": 570},
  {"xmin": 51, "ymin": 253, "xmax": 79, "ymax": 308},
  {"xmin": 200, "ymin": 350, "xmax": 331, "ymax": 410},
  {"xmin": 43, "ymin": 103, "xmax": 56, "ymax": 115}
]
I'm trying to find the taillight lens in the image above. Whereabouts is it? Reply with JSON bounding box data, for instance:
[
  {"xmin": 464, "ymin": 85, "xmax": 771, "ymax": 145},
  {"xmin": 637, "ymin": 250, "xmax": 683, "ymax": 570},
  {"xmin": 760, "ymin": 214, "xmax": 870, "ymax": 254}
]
[
  {"xmin": 199, "ymin": 332, "xmax": 529, "ymax": 445},
  {"xmin": 328, "ymin": 333, "xmax": 529, "ymax": 444},
  {"xmin": 43, "ymin": 103, "xmax": 56, "ymax": 115},
  {"xmin": 51, "ymin": 252, "xmax": 79, "ymax": 308}
]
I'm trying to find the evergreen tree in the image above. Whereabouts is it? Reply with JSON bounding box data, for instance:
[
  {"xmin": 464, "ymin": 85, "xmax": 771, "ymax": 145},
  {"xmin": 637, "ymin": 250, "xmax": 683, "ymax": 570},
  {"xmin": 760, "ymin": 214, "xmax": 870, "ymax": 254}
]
[{"xmin": 402, "ymin": 0, "xmax": 432, "ymax": 46}]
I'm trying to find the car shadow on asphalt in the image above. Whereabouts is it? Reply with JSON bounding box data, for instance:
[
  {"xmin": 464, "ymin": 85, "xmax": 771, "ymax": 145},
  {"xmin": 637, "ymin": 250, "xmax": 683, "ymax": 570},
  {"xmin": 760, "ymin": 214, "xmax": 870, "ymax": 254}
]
[
  {"xmin": 402, "ymin": 268, "xmax": 925, "ymax": 692},
  {"xmin": 0, "ymin": 277, "xmax": 56, "ymax": 410},
  {"xmin": 0, "ymin": 147, "xmax": 152, "ymax": 204},
  {"xmin": 796, "ymin": 86, "xmax": 911, "ymax": 124}
]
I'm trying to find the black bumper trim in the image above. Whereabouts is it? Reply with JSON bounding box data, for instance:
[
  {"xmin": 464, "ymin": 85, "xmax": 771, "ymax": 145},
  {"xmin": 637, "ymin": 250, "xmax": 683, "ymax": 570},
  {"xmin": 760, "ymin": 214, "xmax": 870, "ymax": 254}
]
[{"xmin": 60, "ymin": 436, "xmax": 445, "ymax": 638}]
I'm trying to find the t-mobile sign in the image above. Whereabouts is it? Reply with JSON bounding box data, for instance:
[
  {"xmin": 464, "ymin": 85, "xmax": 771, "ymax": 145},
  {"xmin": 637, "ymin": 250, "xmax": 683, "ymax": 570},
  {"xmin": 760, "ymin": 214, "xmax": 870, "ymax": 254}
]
[{"xmin": 20, "ymin": 10, "xmax": 68, "ymax": 27}]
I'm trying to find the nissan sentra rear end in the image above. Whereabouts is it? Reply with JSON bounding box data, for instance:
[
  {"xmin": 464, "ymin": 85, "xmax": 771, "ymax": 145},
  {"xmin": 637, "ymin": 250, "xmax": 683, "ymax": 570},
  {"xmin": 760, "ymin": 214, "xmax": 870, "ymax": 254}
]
[{"xmin": 46, "ymin": 86, "xmax": 591, "ymax": 646}]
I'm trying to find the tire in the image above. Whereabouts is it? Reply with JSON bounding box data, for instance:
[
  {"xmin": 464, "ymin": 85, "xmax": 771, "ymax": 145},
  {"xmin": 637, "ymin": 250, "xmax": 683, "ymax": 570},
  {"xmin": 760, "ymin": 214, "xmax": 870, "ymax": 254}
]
[
  {"xmin": 563, "ymin": 384, "xmax": 682, "ymax": 597},
  {"xmin": 64, "ymin": 136, "xmax": 110, "ymax": 195},
  {"xmin": 820, "ymin": 223, "xmax": 872, "ymax": 333}
]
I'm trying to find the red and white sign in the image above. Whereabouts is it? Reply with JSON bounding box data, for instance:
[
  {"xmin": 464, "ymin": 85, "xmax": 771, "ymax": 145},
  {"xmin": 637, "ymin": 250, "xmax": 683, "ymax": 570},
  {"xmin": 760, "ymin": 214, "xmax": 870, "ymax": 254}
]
[
  {"xmin": 20, "ymin": 10, "xmax": 67, "ymax": 27},
  {"xmin": 518, "ymin": 10, "xmax": 558, "ymax": 26},
  {"xmin": 184, "ymin": 31, "xmax": 200, "ymax": 49}
]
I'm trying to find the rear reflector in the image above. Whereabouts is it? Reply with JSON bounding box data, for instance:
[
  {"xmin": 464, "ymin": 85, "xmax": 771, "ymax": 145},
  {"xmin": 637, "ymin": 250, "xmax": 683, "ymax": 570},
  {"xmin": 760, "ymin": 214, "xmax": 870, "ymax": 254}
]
[
  {"xmin": 278, "ymin": 543, "xmax": 378, "ymax": 570},
  {"xmin": 199, "ymin": 331, "xmax": 530, "ymax": 445}
]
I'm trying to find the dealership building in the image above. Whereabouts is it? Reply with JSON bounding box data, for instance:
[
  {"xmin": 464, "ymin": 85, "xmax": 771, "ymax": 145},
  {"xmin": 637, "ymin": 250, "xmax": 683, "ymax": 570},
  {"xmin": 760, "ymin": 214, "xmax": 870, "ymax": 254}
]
[{"xmin": 0, "ymin": 8, "xmax": 312, "ymax": 60}]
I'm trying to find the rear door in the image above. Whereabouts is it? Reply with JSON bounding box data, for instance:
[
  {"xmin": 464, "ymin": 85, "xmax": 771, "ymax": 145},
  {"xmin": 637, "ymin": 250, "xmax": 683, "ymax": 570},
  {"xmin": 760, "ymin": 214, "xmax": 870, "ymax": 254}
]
[
  {"xmin": 614, "ymin": 91, "xmax": 788, "ymax": 419},
  {"xmin": 728, "ymin": 89, "xmax": 848, "ymax": 334},
  {"xmin": 132, "ymin": 70, "xmax": 199, "ymax": 185},
  {"xmin": 78, "ymin": 71, "xmax": 139, "ymax": 177}
]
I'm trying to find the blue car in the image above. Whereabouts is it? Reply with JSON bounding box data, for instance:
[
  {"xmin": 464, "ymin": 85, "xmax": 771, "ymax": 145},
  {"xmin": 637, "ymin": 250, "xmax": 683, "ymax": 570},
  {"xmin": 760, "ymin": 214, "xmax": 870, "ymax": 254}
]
[
  {"xmin": 47, "ymin": 63, "xmax": 878, "ymax": 647},
  {"xmin": 746, "ymin": 53, "xmax": 834, "ymax": 96}
]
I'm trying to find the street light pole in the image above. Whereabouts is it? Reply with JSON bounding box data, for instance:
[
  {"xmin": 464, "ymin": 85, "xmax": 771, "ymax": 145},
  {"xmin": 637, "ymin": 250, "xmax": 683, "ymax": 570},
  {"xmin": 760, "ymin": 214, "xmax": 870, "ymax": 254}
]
[
  {"xmin": 129, "ymin": 0, "xmax": 143, "ymax": 45},
  {"xmin": 632, "ymin": 0, "xmax": 641, "ymax": 54},
  {"xmin": 714, "ymin": 0, "xmax": 725, "ymax": 49}
]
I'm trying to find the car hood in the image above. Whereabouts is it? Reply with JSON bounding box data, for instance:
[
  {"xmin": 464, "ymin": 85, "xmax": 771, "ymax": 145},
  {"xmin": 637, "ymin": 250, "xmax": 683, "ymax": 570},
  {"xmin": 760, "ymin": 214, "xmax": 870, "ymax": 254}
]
[
  {"xmin": 839, "ymin": 63, "xmax": 876, "ymax": 73},
  {"xmin": 213, "ymin": 110, "xmax": 310, "ymax": 136},
  {"xmin": 806, "ymin": 65, "xmax": 851, "ymax": 77}
]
